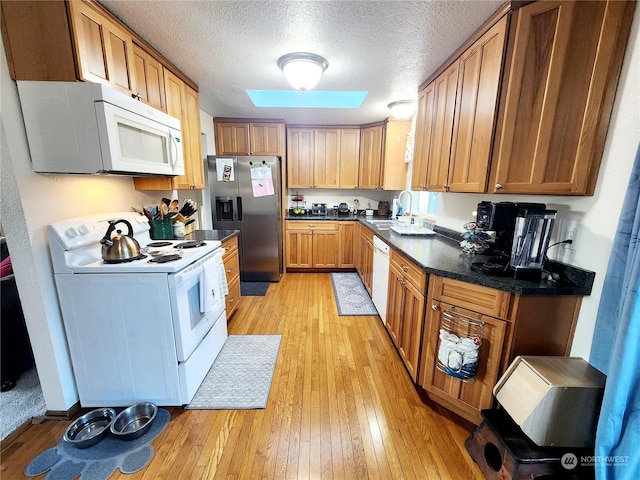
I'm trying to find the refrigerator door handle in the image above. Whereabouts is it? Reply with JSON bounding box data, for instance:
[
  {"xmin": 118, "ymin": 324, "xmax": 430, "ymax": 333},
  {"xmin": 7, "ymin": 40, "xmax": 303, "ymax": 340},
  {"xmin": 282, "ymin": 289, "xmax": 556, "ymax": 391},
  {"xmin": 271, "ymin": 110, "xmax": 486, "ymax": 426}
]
[{"xmin": 237, "ymin": 196, "xmax": 243, "ymax": 221}]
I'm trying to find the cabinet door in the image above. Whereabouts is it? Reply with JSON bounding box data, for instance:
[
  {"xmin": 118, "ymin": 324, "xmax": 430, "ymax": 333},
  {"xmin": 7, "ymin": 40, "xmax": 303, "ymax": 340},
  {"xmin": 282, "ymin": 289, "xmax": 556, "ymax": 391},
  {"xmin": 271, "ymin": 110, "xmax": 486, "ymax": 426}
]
[
  {"xmin": 313, "ymin": 129, "xmax": 340, "ymax": 188},
  {"xmin": 411, "ymin": 83, "xmax": 436, "ymax": 191},
  {"xmin": 131, "ymin": 43, "xmax": 166, "ymax": 111},
  {"xmin": 287, "ymin": 128, "xmax": 314, "ymax": 188},
  {"xmin": 491, "ymin": 0, "xmax": 634, "ymax": 195},
  {"xmin": 362, "ymin": 236, "xmax": 374, "ymax": 294},
  {"xmin": 358, "ymin": 125, "xmax": 383, "ymax": 189},
  {"xmin": 339, "ymin": 129, "xmax": 361, "ymax": 189},
  {"xmin": 425, "ymin": 60, "xmax": 459, "ymax": 191},
  {"xmin": 69, "ymin": 0, "xmax": 134, "ymax": 94},
  {"xmin": 448, "ymin": 17, "xmax": 506, "ymax": 193},
  {"xmin": 215, "ymin": 122, "xmax": 251, "ymax": 155},
  {"xmin": 419, "ymin": 300, "xmax": 506, "ymax": 424},
  {"xmin": 250, "ymin": 123, "xmax": 284, "ymax": 156},
  {"xmin": 312, "ymin": 231, "xmax": 339, "ymax": 268},
  {"xmin": 338, "ymin": 222, "xmax": 356, "ymax": 268},
  {"xmin": 225, "ymin": 276, "xmax": 241, "ymax": 319},
  {"xmin": 355, "ymin": 224, "xmax": 364, "ymax": 279},
  {"xmin": 386, "ymin": 262, "xmax": 404, "ymax": 348},
  {"xmin": 285, "ymin": 230, "xmax": 313, "ymax": 268},
  {"xmin": 398, "ymin": 278, "xmax": 426, "ymax": 382},
  {"xmin": 381, "ymin": 120, "xmax": 411, "ymax": 191}
]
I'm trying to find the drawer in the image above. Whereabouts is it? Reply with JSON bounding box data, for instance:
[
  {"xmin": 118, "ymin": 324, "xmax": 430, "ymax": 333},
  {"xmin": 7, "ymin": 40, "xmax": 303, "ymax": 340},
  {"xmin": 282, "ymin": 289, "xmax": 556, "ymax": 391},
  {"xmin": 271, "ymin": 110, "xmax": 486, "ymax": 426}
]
[
  {"xmin": 431, "ymin": 276, "xmax": 510, "ymax": 318},
  {"xmin": 286, "ymin": 220, "xmax": 338, "ymax": 231},
  {"xmin": 222, "ymin": 235, "xmax": 238, "ymax": 254},
  {"xmin": 223, "ymin": 248, "xmax": 240, "ymax": 282},
  {"xmin": 360, "ymin": 225, "xmax": 374, "ymax": 242},
  {"xmin": 390, "ymin": 249, "xmax": 427, "ymax": 292},
  {"xmin": 225, "ymin": 276, "xmax": 241, "ymax": 318}
]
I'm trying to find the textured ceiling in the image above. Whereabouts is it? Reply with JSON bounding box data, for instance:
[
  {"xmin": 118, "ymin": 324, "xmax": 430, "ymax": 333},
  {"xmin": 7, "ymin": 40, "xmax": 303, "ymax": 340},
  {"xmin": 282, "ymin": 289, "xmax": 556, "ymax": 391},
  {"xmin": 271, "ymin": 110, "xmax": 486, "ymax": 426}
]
[{"xmin": 100, "ymin": 0, "xmax": 504, "ymax": 125}]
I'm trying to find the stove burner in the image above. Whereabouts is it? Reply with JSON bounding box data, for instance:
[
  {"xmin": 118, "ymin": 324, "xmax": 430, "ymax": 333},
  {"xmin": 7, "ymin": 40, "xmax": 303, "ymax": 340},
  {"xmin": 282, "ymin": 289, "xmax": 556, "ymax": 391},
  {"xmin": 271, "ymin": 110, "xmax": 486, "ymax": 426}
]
[
  {"xmin": 149, "ymin": 254, "xmax": 183, "ymax": 263},
  {"xmin": 174, "ymin": 240, "xmax": 206, "ymax": 249},
  {"xmin": 147, "ymin": 241, "xmax": 173, "ymax": 247},
  {"xmin": 103, "ymin": 254, "xmax": 147, "ymax": 264}
]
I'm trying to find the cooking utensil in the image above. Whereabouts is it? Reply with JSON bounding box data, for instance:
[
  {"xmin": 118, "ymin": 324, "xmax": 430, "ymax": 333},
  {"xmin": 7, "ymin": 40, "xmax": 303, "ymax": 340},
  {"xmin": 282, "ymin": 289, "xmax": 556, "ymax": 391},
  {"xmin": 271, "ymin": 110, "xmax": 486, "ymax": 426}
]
[
  {"xmin": 159, "ymin": 203, "xmax": 169, "ymax": 218},
  {"xmin": 100, "ymin": 219, "xmax": 143, "ymax": 262},
  {"xmin": 170, "ymin": 200, "xmax": 179, "ymax": 212},
  {"xmin": 63, "ymin": 408, "xmax": 116, "ymax": 449}
]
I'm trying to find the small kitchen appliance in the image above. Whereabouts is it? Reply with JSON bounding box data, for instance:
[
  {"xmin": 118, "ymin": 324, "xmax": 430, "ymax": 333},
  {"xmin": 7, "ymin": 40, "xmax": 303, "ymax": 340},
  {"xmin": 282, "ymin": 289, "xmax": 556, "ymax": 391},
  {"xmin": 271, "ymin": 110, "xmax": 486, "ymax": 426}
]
[
  {"xmin": 48, "ymin": 212, "xmax": 228, "ymax": 406},
  {"xmin": 473, "ymin": 201, "xmax": 555, "ymax": 279},
  {"xmin": 337, "ymin": 203, "xmax": 350, "ymax": 216},
  {"xmin": 311, "ymin": 203, "xmax": 328, "ymax": 216}
]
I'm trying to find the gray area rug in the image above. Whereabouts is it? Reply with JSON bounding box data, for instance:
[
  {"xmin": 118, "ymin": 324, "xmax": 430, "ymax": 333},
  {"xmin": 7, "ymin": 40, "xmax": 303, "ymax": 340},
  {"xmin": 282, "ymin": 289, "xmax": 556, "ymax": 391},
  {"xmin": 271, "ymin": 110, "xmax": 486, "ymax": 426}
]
[
  {"xmin": 0, "ymin": 368, "xmax": 46, "ymax": 441},
  {"xmin": 185, "ymin": 334, "xmax": 281, "ymax": 410},
  {"xmin": 330, "ymin": 272, "xmax": 378, "ymax": 316},
  {"xmin": 25, "ymin": 408, "xmax": 171, "ymax": 480}
]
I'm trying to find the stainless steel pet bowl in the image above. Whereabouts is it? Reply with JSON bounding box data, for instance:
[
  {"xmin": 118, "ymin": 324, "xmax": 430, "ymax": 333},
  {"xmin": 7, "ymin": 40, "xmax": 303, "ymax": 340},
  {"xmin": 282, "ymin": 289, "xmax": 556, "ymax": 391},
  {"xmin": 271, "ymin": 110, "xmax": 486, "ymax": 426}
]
[
  {"xmin": 110, "ymin": 402, "xmax": 157, "ymax": 441},
  {"xmin": 63, "ymin": 408, "xmax": 116, "ymax": 449}
]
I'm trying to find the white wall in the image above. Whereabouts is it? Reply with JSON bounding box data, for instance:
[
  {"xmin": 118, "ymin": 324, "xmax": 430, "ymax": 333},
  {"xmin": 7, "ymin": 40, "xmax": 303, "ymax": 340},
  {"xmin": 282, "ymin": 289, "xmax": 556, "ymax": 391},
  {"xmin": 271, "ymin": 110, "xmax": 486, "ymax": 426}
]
[
  {"xmin": 0, "ymin": 40, "xmax": 170, "ymax": 410},
  {"xmin": 432, "ymin": 8, "xmax": 640, "ymax": 359}
]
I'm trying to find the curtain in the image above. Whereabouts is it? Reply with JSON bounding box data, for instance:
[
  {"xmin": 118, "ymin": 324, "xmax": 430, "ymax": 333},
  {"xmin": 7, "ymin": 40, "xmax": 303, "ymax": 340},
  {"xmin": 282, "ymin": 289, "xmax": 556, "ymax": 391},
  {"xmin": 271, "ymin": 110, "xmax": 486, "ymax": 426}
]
[{"xmin": 590, "ymin": 143, "xmax": 640, "ymax": 479}]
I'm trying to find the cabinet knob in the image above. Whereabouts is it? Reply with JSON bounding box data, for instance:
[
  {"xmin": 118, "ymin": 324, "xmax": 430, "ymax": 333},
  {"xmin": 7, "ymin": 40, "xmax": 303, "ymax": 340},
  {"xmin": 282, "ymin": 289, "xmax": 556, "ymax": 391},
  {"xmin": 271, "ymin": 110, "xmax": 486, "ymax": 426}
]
[
  {"xmin": 132, "ymin": 92, "xmax": 142, "ymax": 101},
  {"xmin": 495, "ymin": 183, "xmax": 503, "ymax": 190},
  {"xmin": 401, "ymin": 264, "xmax": 409, "ymax": 272},
  {"xmin": 227, "ymin": 268, "xmax": 233, "ymax": 273},
  {"xmin": 229, "ymin": 296, "xmax": 235, "ymax": 303},
  {"xmin": 432, "ymin": 304, "xmax": 439, "ymax": 311}
]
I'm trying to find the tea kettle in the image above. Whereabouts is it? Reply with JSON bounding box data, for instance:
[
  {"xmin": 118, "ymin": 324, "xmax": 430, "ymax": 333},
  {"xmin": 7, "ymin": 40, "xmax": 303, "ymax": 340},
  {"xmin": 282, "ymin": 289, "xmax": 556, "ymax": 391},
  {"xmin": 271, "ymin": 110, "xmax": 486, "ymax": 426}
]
[{"xmin": 100, "ymin": 219, "xmax": 142, "ymax": 263}]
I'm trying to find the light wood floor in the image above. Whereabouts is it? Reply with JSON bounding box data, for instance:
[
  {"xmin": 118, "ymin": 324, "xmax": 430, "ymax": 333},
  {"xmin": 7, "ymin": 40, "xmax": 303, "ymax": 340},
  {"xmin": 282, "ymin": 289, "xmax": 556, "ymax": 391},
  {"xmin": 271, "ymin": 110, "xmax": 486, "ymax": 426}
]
[{"xmin": 1, "ymin": 273, "xmax": 484, "ymax": 479}]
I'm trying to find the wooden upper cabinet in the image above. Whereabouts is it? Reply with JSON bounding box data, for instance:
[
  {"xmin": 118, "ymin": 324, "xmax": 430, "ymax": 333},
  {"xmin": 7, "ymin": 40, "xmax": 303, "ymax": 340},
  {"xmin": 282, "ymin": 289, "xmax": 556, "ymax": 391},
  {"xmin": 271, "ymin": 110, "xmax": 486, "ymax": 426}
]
[
  {"xmin": 131, "ymin": 42, "xmax": 166, "ymax": 111},
  {"xmin": 214, "ymin": 121, "xmax": 284, "ymax": 156},
  {"xmin": 251, "ymin": 123, "xmax": 284, "ymax": 156},
  {"xmin": 67, "ymin": 0, "xmax": 135, "ymax": 95},
  {"xmin": 381, "ymin": 120, "xmax": 411, "ymax": 191},
  {"xmin": 358, "ymin": 124, "xmax": 384, "ymax": 189},
  {"xmin": 314, "ymin": 129, "xmax": 340, "ymax": 188},
  {"xmin": 338, "ymin": 129, "xmax": 361, "ymax": 189},
  {"xmin": 491, "ymin": 0, "xmax": 635, "ymax": 195},
  {"xmin": 411, "ymin": 83, "xmax": 436, "ymax": 191},
  {"xmin": 215, "ymin": 123, "xmax": 250, "ymax": 155},
  {"xmin": 287, "ymin": 128, "xmax": 314, "ymax": 188},
  {"xmin": 425, "ymin": 60, "xmax": 459, "ymax": 192},
  {"xmin": 448, "ymin": 16, "xmax": 507, "ymax": 193}
]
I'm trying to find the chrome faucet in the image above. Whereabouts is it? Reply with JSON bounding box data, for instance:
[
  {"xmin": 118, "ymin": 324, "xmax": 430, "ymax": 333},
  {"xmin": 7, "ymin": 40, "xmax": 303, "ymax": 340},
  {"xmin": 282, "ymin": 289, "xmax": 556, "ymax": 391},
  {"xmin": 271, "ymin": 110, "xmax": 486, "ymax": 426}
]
[{"xmin": 397, "ymin": 190, "xmax": 413, "ymax": 217}]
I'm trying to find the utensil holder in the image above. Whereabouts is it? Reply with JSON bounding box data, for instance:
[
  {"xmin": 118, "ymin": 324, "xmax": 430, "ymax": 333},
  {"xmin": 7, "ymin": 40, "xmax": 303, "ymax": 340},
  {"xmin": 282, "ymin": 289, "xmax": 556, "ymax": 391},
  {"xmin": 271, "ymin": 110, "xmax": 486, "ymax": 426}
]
[{"xmin": 149, "ymin": 219, "xmax": 173, "ymax": 240}]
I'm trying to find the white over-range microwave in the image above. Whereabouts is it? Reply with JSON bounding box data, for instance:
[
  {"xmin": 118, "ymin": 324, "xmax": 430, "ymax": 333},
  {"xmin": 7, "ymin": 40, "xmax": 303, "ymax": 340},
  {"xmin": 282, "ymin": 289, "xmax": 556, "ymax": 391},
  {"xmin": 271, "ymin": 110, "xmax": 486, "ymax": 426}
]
[{"xmin": 16, "ymin": 81, "xmax": 184, "ymax": 176}]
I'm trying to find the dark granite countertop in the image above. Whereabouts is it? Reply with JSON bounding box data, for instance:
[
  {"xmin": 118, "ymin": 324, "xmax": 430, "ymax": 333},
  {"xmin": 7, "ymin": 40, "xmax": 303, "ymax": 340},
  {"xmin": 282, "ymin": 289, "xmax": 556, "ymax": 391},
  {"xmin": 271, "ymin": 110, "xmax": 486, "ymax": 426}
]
[
  {"xmin": 186, "ymin": 229, "xmax": 239, "ymax": 243},
  {"xmin": 354, "ymin": 217, "xmax": 595, "ymax": 297},
  {"xmin": 285, "ymin": 213, "xmax": 360, "ymax": 221}
]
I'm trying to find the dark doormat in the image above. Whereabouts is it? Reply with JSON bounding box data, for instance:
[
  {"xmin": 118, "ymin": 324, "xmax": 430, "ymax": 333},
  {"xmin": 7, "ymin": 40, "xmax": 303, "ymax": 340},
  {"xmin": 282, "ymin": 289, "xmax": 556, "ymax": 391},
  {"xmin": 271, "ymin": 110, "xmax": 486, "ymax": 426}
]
[{"xmin": 241, "ymin": 282, "xmax": 270, "ymax": 296}]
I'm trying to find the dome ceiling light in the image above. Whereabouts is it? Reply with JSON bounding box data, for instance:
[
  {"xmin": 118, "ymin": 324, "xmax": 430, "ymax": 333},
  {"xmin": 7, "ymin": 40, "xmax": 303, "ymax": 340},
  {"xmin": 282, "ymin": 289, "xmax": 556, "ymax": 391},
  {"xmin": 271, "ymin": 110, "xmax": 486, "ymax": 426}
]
[
  {"xmin": 388, "ymin": 100, "xmax": 416, "ymax": 120},
  {"xmin": 277, "ymin": 52, "xmax": 329, "ymax": 92}
]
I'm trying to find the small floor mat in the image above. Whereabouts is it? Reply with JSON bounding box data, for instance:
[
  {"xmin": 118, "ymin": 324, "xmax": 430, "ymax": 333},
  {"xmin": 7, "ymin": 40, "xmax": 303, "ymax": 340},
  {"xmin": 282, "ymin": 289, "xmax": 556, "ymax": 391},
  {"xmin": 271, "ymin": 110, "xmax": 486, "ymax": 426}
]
[
  {"xmin": 330, "ymin": 272, "xmax": 379, "ymax": 316},
  {"xmin": 185, "ymin": 335, "xmax": 281, "ymax": 410},
  {"xmin": 241, "ymin": 281, "xmax": 270, "ymax": 296}
]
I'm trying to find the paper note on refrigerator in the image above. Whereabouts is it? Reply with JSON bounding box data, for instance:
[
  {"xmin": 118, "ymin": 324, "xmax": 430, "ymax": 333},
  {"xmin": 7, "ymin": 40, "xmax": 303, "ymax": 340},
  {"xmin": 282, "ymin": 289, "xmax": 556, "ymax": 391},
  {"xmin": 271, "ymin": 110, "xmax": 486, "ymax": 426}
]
[
  {"xmin": 216, "ymin": 158, "xmax": 234, "ymax": 182},
  {"xmin": 250, "ymin": 162, "xmax": 274, "ymax": 197}
]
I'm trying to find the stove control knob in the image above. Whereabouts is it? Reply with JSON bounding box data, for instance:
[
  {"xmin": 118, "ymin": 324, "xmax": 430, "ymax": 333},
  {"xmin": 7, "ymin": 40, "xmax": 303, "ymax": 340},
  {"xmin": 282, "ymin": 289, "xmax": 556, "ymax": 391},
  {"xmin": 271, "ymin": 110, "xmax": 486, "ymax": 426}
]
[
  {"xmin": 65, "ymin": 227, "xmax": 78, "ymax": 238},
  {"xmin": 78, "ymin": 224, "xmax": 90, "ymax": 235}
]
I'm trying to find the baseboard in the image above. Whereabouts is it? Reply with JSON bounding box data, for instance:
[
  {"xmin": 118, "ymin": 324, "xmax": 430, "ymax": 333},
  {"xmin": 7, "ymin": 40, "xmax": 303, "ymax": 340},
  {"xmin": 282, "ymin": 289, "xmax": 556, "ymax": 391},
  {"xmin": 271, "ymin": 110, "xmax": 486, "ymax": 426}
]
[{"xmin": 44, "ymin": 401, "xmax": 81, "ymax": 421}]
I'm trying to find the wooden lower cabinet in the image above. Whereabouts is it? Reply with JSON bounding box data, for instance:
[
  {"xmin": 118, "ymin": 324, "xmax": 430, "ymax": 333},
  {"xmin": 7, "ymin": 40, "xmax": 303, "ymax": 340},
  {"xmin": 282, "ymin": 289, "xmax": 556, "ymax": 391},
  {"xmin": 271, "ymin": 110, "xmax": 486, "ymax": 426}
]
[
  {"xmin": 222, "ymin": 236, "xmax": 241, "ymax": 319},
  {"xmin": 285, "ymin": 221, "xmax": 338, "ymax": 269},
  {"xmin": 418, "ymin": 275, "xmax": 582, "ymax": 424},
  {"xmin": 386, "ymin": 250, "xmax": 427, "ymax": 382},
  {"xmin": 338, "ymin": 222, "xmax": 356, "ymax": 268},
  {"xmin": 356, "ymin": 225, "xmax": 374, "ymax": 293}
]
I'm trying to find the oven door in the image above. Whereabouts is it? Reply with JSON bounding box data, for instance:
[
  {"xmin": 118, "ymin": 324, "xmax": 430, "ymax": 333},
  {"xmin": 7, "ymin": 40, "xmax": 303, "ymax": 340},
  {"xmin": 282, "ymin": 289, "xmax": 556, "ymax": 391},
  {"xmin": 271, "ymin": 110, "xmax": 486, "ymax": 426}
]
[{"xmin": 168, "ymin": 250, "xmax": 226, "ymax": 362}]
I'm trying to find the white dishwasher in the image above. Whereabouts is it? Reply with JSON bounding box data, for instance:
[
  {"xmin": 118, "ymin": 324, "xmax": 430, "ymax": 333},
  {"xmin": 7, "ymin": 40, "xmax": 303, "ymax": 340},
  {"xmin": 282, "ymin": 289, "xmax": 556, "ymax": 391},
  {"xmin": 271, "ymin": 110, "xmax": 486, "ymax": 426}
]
[{"xmin": 372, "ymin": 235, "xmax": 391, "ymax": 325}]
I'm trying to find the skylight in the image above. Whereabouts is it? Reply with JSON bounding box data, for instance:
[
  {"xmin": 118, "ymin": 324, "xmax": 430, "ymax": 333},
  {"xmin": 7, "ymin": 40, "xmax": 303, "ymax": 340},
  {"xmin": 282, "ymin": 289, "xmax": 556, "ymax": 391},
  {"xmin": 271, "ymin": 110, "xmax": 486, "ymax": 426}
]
[{"xmin": 246, "ymin": 90, "xmax": 367, "ymax": 109}]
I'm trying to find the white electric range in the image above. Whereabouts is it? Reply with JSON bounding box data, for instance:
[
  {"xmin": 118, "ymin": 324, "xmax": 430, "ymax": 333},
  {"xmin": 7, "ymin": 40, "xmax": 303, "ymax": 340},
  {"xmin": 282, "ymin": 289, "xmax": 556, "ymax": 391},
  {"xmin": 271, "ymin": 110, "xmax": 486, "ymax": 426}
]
[{"xmin": 48, "ymin": 212, "xmax": 228, "ymax": 407}]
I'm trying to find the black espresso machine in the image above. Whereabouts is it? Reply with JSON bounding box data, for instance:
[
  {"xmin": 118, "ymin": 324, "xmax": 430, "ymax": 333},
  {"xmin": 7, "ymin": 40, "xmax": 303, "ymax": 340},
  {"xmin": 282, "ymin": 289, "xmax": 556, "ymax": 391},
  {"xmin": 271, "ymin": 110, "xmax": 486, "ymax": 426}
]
[{"xmin": 473, "ymin": 201, "xmax": 557, "ymax": 279}]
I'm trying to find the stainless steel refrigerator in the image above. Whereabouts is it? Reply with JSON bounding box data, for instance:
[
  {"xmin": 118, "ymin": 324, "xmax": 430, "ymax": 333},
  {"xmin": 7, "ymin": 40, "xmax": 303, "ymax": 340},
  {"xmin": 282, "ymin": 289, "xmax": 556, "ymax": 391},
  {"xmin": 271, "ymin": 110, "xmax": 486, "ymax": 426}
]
[{"xmin": 207, "ymin": 156, "xmax": 283, "ymax": 282}]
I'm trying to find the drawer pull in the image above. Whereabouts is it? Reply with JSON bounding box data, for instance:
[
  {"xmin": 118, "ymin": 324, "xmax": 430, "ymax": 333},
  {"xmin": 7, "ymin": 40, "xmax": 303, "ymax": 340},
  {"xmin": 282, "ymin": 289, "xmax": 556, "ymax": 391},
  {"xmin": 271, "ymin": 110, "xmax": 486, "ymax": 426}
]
[
  {"xmin": 229, "ymin": 296, "xmax": 235, "ymax": 303},
  {"xmin": 432, "ymin": 304, "xmax": 439, "ymax": 311},
  {"xmin": 308, "ymin": 224, "xmax": 316, "ymax": 227},
  {"xmin": 401, "ymin": 264, "xmax": 409, "ymax": 272},
  {"xmin": 227, "ymin": 268, "xmax": 233, "ymax": 273}
]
